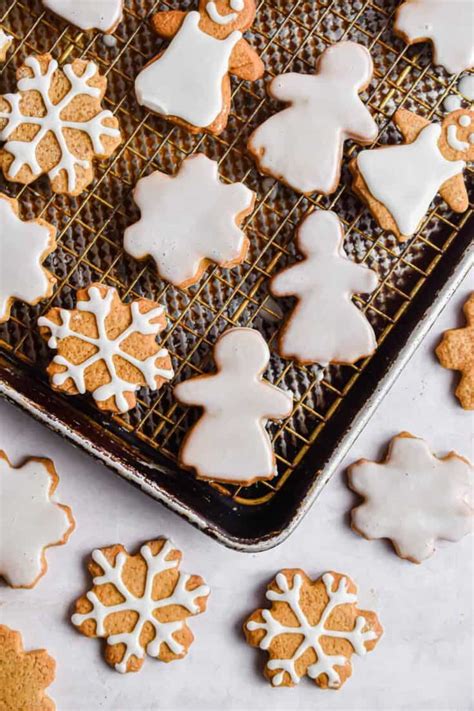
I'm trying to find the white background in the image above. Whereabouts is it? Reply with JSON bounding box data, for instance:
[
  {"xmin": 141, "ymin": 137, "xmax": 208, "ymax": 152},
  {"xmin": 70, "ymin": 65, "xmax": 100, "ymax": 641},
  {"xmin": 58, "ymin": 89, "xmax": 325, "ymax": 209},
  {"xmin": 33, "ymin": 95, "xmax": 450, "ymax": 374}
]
[{"xmin": 1, "ymin": 277, "xmax": 472, "ymax": 711}]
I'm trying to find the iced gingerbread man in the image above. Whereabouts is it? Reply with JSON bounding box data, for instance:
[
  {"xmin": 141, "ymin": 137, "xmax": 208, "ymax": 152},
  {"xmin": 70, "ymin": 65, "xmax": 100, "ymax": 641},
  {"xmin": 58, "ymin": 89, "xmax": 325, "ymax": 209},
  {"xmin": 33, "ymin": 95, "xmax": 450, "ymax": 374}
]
[
  {"xmin": 271, "ymin": 211, "xmax": 378, "ymax": 366},
  {"xmin": 174, "ymin": 328, "xmax": 293, "ymax": 485},
  {"xmin": 135, "ymin": 1, "xmax": 264, "ymax": 135},
  {"xmin": 352, "ymin": 108, "xmax": 474, "ymax": 240},
  {"xmin": 248, "ymin": 42, "xmax": 377, "ymax": 195}
]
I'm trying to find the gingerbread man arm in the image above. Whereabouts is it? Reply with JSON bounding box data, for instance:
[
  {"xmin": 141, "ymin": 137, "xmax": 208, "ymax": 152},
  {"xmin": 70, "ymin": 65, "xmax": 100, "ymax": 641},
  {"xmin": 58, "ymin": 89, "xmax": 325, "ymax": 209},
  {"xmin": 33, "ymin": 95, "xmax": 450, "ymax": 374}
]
[
  {"xmin": 151, "ymin": 10, "xmax": 187, "ymax": 39},
  {"xmin": 394, "ymin": 108, "xmax": 467, "ymax": 211},
  {"xmin": 229, "ymin": 39, "xmax": 265, "ymax": 81}
]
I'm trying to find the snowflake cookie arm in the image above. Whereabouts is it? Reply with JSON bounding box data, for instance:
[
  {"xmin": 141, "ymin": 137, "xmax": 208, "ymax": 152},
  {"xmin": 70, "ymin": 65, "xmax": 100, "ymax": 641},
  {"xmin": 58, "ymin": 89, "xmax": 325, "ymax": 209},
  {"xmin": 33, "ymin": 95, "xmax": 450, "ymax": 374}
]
[
  {"xmin": 72, "ymin": 539, "xmax": 210, "ymax": 673},
  {"xmin": 0, "ymin": 54, "xmax": 122, "ymax": 195},
  {"xmin": 244, "ymin": 569, "xmax": 382, "ymax": 689}
]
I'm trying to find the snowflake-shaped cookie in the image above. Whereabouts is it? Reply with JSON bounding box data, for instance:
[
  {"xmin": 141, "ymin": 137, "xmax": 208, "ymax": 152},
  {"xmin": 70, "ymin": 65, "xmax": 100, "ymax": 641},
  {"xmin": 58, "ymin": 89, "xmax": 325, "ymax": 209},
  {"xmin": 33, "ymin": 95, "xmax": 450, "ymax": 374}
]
[
  {"xmin": 0, "ymin": 450, "xmax": 75, "ymax": 589},
  {"xmin": 0, "ymin": 626, "xmax": 56, "ymax": 711},
  {"xmin": 436, "ymin": 292, "xmax": 474, "ymax": 409},
  {"xmin": 72, "ymin": 538, "xmax": 210, "ymax": 673},
  {"xmin": 0, "ymin": 193, "xmax": 57, "ymax": 324},
  {"xmin": 124, "ymin": 154, "xmax": 255, "ymax": 288},
  {"xmin": 38, "ymin": 283, "xmax": 174, "ymax": 414},
  {"xmin": 0, "ymin": 53, "xmax": 121, "ymax": 195},
  {"xmin": 245, "ymin": 569, "xmax": 383, "ymax": 689},
  {"xmin": 43, "ymin": 0, "xmax": 124, "ymax": 33},
  {"xmin": 348, "ymin": 432, "xmax": 473, "ymax": 563},
  {"xmin": 394, "ymin": 0, "xmax": 474, "ymax": 74}
]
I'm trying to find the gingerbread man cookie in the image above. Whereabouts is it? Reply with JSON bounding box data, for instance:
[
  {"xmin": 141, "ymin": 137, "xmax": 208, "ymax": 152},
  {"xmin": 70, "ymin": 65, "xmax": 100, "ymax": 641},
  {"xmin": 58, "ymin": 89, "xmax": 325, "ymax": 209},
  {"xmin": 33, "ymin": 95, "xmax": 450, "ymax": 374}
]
[
  {"xmin": 38, "ymin": 283, "xmax": 174, "ymax": 414},
  {"xmin": 394, "ymin": 0, "xmax": 474, "ymax": 75},
  {"xmin": 436, "ymin": 292, "xmax": 474, "ymax": 409},
  {"xmin": 351, "ymin": 108, "xmax": 473, "ymax": 240},
  {"xmin": 135, "ymin": 0, "xmax": 264, "ymax": 135},
  {"xmin": 0, "ymin": 29, "xmax": 12, "ymax": 62},
  {"xmin": 72, "ymin": 538, "xmax": 210, "ymax": 673},
  {"xmin": 271, "ymin": 210, "xmax": 378, "ymax": 366},
  {"xmin": 0, "ymin": 193, "xmax": 57, "ymax": 324},
  {"xmin": 0, "ymin": 53, "xmax": 122, "ymax": 195},
  {"xmin": 348, "ymin": 432, "xmax": 473, "ymax": 563},
  {"xmin": 0, "ymin": 626, "xmax": 56, "ymax": 711},
  {"xmin": 42, "ymin": 0, "xmax": 124, "ymax": 32},
  {"xmin": 244, "ymin": 569, "xmax": 383, "ymax": 689},
  {"xmin": 0, "ymin": 450, "xmax": 75, "ymax": 588},
  {"xmin": 248, "ymin": 41, "xmax": 377, "ymax": 195},
  {"xmin": 174, "ymin": 328, "xmax": 293, "ymax": 485},
  {"xmin": 124, "ymin": 154, "xmax": 255, "ymax": 288}
]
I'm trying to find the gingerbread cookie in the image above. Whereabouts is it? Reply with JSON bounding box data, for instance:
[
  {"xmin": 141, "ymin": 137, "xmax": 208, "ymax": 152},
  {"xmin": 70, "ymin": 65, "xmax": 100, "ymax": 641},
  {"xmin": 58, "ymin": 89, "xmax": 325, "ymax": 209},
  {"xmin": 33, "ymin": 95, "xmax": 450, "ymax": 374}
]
[
  {"xmin": 0, "ymin": 450, "xmax": 75, "ymax": 588},
  {"xmin": 248, "ymin": 41, "xmax": 377, "ymax": 195},
  {"xmin": 271, "ymin": 210, "xmax": 378, "ymax": 366},
  {"xmin": 0, "ymin": 194, "xmax": 57, "ymax": 324},
  {"xmin": 436, "ymin": 292, "xmax": 474, "ymax": 409},
  {"xmin": 0, "ymin": 626, "xmax": 56, "ymax": 711},
  {"xmin": 135, "ymin": 1, "xmax": 264, "ymax": 135},
  {"xmin": 348, "ymin": 432, "xmax": 473, "ymax": 563},
  {"xmin": 394, "ymin": 0, "xmax": 474, "ymax": 75},
  {"xmin": 174, "ymin": 328, "xmax": 293, "ymax": 485},
  {"xmin": 351, "ymin": 108, "xmax": 473, "ymax": 240},
  {"xmin": 72, "ymin": 538, "xmax": 210, "ymax": 673},
  {"xmin": 0, "ymin": 53, "xmax": 122, "ymax": 196},
  {"xmin": 38, "ymin": 283, "xmax": 174, "ymax": 414},
  {"xmin": 124, "ymin": 154, "xmax": 255, "ymax": 288},
  {"xmin": 244, "ymin": 569, "xmax": 383, "ymax": 689},
  {"xmin": 42, "ymin": 0, "xmax": 124, "ymax": 32},
  {"xmin": 0, "ymin": 29, "xmax": 12, "ymax": 62}
]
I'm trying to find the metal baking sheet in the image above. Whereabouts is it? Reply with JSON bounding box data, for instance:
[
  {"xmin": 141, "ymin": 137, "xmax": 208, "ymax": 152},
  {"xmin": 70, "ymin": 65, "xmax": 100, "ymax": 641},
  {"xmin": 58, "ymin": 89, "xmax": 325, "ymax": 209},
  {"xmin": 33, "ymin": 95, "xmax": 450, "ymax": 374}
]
[{"xmin": 0, "ymin": 0, "xmax": 472, "ymax": 551}]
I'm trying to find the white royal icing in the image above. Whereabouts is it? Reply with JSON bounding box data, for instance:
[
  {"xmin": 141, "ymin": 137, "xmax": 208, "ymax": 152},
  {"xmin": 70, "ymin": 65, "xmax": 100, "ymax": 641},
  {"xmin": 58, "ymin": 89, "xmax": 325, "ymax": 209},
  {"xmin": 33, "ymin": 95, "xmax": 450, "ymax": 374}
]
[
  {"xmin": 350, "ymin": 434, "xmax": 473, "ymax": 562},
  {"xmin": 443, "ymin": 94, "xmax": 461, "ymax": 113},
  {"xmin": 0, "ymin": 196, "xmax": 55, "ymax": 320},
  {"xmin": 38, "ymin": 285, "xmax": 174, "ymax": 413},
  {"xmin": 395, "ymin": 0, "xmax": 474, "ymax": 74},
  {"xmin": 135, "ymin": 11, "xmax": 241, "ymax": 127},
  {"xmin": 447, "ymin": 113, "xmax": 472, "ymax": 151},
  {"xmin": 43, "ymin": 0, "xmax": 123, "ymax": 32},
  {"xmin": 271, "ymin": 211, "xmax": 378, "ymax": 366},
  {"xmin": 357, "ymin": 123, "xmax": 465, "ymax": 236},
  {"xmin": 0, "ymin": 55, "xmax": 121, "ymax": 193},
  {"xmin": 249, "ymin": 41, "xmax": 377, "ymax": 195},
  {"xmin": 174, "ymin": 328, "xmax": 293, "ymax": 483},
  {"xmin": 458, "ymin": 73, "xmax": 474, "ymax": 100},
  {"xmin": 0, "ymin": 29, "xmax": 12, "ymax": 56},
  {"xmin": 124, "ymin": 154, "xmax": 255, "ymax": 287},
  {"xmin": 206, "ymin": 1, "xmax": 237, "ymax": 25},
  {"xmin": 72, "ymin": 540, "xmax": 210, "ymax": 673},
  {"xmin": 0, "ymin": 456, "xmax": 73, "ymax": 587},
  {"xmin": 247, "ymin": 572, "xmax": 378, "ymax": 688}
]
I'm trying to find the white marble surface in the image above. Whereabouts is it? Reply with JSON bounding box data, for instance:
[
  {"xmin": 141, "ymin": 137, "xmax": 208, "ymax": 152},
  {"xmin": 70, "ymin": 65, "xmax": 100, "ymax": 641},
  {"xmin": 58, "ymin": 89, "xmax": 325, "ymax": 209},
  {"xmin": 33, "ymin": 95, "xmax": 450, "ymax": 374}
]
[{"xmin": 0, "ymin": 277, "xmax": 472, "ymax": 711}]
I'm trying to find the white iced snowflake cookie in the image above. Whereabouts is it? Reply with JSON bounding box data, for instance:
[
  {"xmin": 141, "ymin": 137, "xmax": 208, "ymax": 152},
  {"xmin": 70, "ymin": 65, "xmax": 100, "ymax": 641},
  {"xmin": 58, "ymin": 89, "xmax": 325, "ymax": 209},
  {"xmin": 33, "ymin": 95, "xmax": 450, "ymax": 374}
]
[
  {"xmin": 394, "ymin": 0, "xmax": 474, "ymax": 74},
  {"xmin": 0, "ymin": 29, "xmax": 12, "ymax": 62},
  {"xmin": 42, "ymin": 0, "xmax": 124, "ymax": 33},
  {"xmin": 72, "ymin": 538, "xmax": 210, "ymax": 673},
  {"xmin": 124, "ymin": 154, "xmax": 255, "ymax": 288},
  {"xmin": 0, "ymin": 450, "xmax": 75, "ymax": 589},
  {"xmin": 245, "ymin": 569, "xmax": 383, "ymax": 689},
  {"xmin": 135, "ymin": 1, "xmax": 264, "ymax": 135},
  {"xmin": 248, "ymin": 41, "xmax": 377, "ymax": 195},
  {"xmin": 38, "ymin": 283, "xmax": 174, "ymax": 414},
  {"xmin": 174, "ymin": 327, "xmax": 293, "ymax": 485},
  {"xmin": 271, "ymin": 210, "xmax": 378, "ymax": 366},
  {"xmin": 0, "ymin": 53, "xmax": 122, "ymax": 195},
  {"xmin": 351, "ymin": 108, "xmax": 473, "ymax": 240},
  {"xmin": 0, "ymin": 194, "xmax": 57, "ymax": 324},
  {"xmin": 348, "ymin": 432, "xmax": 474, "ymax": 563}
]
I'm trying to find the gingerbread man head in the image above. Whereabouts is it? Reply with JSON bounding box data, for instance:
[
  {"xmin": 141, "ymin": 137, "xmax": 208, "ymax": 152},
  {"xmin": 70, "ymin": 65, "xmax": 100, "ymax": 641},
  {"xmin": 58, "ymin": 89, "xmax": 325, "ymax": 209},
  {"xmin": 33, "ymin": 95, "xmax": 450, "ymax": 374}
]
[
  {"xmin": 439, "ymin": 109, "xmax": 474, "ymax": 163},
  {"xmin": 317, "ymin": 41, "xmax": 374, "ymax": 90},
  {"xmin": 198, "ymin": 0, "xmax": 256, "ymax": 35},
  {"xmin": 214, "ymin": 328, "xmax": 268, "ymax": 377}
]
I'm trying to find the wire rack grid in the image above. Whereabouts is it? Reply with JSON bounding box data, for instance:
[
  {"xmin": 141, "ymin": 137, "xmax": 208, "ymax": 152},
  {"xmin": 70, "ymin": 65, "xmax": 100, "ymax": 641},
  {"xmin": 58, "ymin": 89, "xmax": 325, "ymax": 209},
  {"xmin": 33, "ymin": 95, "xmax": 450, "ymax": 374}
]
[{"xmin": 0, "ymin": 0, "xmax": 472, "ymax": 507}]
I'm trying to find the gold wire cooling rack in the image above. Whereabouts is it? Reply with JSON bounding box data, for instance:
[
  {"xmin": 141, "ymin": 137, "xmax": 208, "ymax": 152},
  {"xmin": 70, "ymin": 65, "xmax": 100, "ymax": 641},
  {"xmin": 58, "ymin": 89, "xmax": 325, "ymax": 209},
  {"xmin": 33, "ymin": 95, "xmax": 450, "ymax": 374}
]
[{"xmin": 0, "ymin": 1, "xmax": 472, "ymax": 526}]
